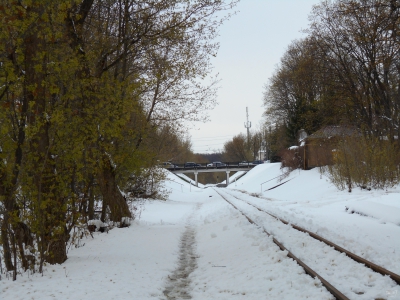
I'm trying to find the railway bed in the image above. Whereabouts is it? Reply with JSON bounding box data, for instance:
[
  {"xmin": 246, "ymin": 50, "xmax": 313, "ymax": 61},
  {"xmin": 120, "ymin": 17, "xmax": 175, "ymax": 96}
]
[{"xmin": 215, "ymin": 189, "xmax": 400, "ymax": 300}]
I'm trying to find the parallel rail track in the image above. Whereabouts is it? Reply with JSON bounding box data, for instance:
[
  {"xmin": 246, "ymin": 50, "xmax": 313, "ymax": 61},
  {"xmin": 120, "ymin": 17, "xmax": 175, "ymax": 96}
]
[
  {"xmin": 214, "ymin": 189, "xmax": 400, "ymax": 300},
  {"xmin": 223, "ymin": 189, "xmax": 400, "ymax": 285}
]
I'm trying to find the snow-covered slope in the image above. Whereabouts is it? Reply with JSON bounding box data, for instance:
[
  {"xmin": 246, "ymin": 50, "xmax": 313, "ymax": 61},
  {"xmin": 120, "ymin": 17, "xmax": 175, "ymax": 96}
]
[{"xmin": 229, "ymin": 163, "xmax": 400, "ymax": 274}]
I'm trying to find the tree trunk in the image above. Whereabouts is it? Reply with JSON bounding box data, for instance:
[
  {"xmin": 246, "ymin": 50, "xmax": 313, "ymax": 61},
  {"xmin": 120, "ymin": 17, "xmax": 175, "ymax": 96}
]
[
  {"xmin": 15, "ymin": 222, "xmax": 35, "ymax": 270},
  {"xmin": 88, "ymin": 185, "xmax": 95, "ymax": 221},
  {"xmin": 45, "ymin": 234, "xmax": 67, "ymax": 265},
  {"xmin": 1, "ymin": 221, "xmax": 14, "ymax": 271},
  {"xmin": 87, "ymin": 176, "xmax": 95, "ymax": 221},
  {"xmin": 24, "ymin": 5, "xmax": 67, "ymax": 265},
  {"xmin": 97, "ymin": 155, "xmax": 131, "ymax": 223}
]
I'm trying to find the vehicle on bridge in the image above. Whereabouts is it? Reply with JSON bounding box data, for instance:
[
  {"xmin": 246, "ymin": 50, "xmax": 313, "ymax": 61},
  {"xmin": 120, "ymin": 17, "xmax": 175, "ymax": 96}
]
[
  {"xmin": 238, "ymin": 160, "xmax": 265, "ymax": 166},
  {"xmin": 161, "ymin": 162, "xmax": 178, "ymax": 168},
  {"xmin": 184, "ymin": 162, "xmax": 202, "ymax": 168},
  {"xmin": 206, "ymin": 161, "xmax": 226, "ymax": 168}
]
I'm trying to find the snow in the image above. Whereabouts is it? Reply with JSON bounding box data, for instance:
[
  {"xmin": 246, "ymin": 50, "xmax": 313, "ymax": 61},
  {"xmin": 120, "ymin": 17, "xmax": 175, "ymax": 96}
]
[
  {"xmin": 1, "ymin": 163, "xmax": 400, "ymax": 299},
  {"xmin": 229, "ymin": 163, "xmax": 400, "ymax": 276},
  {"xmin": 219, "ymin": 170, "xmax": 246, "ymax": 185},
  {"xmin": 87, "ymin": 219, "xmax": 105, "ymax": 230},
  {"xmin": 175, "ymin": 173, "xmax": 205, "ymax": 188},
  {"xmin": 346, "ymin": 201, "xmax": 400, "ymax": 226}
]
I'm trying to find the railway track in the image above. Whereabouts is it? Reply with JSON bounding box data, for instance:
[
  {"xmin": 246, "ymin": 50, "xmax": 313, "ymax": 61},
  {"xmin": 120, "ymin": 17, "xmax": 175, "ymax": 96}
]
[
  {"xmin": 214, "ymin": 189, "xmax": 400, "ymax": 300},
  {"xmin": 221, "ymin": 189, "xmax": 400, "ymax": 285}
]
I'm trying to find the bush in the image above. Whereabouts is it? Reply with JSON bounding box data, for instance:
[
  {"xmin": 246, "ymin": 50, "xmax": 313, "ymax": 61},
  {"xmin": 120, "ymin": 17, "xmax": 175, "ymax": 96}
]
[
  {"xmin": 280, "ymin": 146, "xmax": 304, "ymax": 171},
  {"xmin": 328, "ymin": 135, "xmax": 400, "ymax": 191}
]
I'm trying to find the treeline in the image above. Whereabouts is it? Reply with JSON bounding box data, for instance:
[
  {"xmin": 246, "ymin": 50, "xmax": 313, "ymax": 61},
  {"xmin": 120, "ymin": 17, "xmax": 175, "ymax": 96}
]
[
  {"xmin": 263, "ymin": 0, "xmax": 400, "ymax": 190},
  {"xmin": 265, "ymin": 0, "xmax": 400, "ymax": 145},
  {"xmin": 0, "ymin": 0, "xmax": 236, "ymax": 277},
  {"xmin": 222, "ymin": 131, "xmax": 267, "ymax": 162}
]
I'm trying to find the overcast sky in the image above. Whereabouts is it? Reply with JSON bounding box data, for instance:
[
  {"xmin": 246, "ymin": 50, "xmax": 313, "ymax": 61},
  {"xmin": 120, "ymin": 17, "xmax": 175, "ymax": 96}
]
[{"xmin": 188, "ymin": 0, "xmax": 321, "ymax": 153}]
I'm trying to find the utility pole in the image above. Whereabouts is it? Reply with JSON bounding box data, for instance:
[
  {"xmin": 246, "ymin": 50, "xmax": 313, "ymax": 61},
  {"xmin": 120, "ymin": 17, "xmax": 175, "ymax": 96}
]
[{"xmin": 244, "ymin": 107, "xmax": 251, "ymax": 147}]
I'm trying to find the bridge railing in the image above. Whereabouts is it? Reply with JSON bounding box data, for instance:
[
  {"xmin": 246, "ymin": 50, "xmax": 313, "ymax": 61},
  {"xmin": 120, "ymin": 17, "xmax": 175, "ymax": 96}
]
[{"xmin": 165, "ymin": 162, "xmax": 259, "ymax": 171}]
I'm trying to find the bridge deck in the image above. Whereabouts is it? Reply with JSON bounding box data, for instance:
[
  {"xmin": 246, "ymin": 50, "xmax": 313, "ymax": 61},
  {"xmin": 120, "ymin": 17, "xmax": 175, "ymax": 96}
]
[
  {"xmin": 165, "ymin": 163, "xmax": 260, "ymax": 186},
  {"xmin": 168, "ymin": 165, "xmax": 254, "ymax": 174}
]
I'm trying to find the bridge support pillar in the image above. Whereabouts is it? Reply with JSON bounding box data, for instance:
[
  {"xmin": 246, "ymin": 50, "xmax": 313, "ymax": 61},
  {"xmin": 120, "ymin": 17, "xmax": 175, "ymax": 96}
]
[
  {"xmin": 226, "ymin": 171, "xmax": 230, "ymax": 186},
  {"xmin": 194, "ymin": 171, "xmax": 198, "ymax": 187}
]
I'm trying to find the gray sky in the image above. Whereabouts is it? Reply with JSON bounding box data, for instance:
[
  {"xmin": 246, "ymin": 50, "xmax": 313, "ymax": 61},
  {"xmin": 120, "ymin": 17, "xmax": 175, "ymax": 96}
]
[{"xmin": 189, "ymin": 0, "xmax": 321, "ymax": 153}]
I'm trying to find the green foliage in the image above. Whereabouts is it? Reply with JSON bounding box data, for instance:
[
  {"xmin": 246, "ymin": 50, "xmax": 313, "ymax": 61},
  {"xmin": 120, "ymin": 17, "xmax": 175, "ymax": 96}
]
[{"xmin": 0, "ymin": 0, "xmax": 237, "ymax": 273}]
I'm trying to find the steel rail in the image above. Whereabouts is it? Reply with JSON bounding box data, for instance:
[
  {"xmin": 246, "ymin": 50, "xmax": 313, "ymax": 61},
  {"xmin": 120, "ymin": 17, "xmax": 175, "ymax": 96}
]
[
  {"xmin": 215, "ymin": 189, "xmax": 349, "ymax": 300},
  {"xmin": 223, "ymin": 190, "xmax": 400, "ymax": 286}
]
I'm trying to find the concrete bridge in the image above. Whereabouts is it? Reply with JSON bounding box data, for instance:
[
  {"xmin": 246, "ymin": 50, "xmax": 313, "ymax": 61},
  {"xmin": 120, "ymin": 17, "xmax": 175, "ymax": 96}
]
[{"xmin": 167, "ymin": 163, "xmax": 256, "ymax": 187}]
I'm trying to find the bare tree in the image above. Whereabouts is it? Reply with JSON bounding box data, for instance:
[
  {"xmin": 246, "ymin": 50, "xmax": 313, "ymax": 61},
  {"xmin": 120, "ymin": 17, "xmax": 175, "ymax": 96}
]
[
  {"xmin": 223, "ymin": 134, "xmax": 251, "ymax": 161},
  {"xmin": 310, "ymin": 0, "xmax": 400, "ymax": 140}
]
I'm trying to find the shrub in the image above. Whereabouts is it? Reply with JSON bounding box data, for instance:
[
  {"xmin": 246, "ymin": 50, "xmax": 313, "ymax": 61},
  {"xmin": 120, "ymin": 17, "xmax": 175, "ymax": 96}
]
[
  {"xmin": 280, "ymin": 146, "xmax": 304, "ymax": 171},
  {"xmin": 328, "ymin": 135, "xmax": 400, "ymax": 191}
]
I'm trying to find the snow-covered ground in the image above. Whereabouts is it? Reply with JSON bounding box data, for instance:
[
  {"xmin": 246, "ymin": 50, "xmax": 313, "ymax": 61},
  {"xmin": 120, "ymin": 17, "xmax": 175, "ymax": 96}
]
[
  {"xmin": 175, "ymin": 173, "xmax": 205, "ymax": 188},
  {"xmin": 220, "ymin": 170, "xmax": 246, "ymax": 185},
  {"xmin": 1, "ymin": 163, "xmax": 400, "ymax": 299},
  {"xmin": 229, "ymin": 163, "xmax": 400, "ymax": 276}
]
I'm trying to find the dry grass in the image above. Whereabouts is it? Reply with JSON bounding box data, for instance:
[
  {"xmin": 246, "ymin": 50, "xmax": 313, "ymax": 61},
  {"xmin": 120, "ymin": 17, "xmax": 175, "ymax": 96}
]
[
  {"xmin": 328, "ymin": 136, "xmax": 400, "ymax": 191},
  {"xmin": 280, "ymin": 146, "xmax": 304, "ymax": 171}
]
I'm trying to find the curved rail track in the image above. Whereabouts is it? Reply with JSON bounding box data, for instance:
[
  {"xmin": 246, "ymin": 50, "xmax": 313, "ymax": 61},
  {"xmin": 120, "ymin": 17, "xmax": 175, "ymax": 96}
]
[{"xmin": 214, "ymin": 188, "xmax": 400, "ymax": 300}]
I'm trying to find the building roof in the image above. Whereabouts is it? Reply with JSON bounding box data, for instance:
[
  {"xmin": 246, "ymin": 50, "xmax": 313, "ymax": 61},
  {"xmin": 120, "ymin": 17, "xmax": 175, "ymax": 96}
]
[{"xmin": 307, "ymin": 125, "xmax": 359, "ymax": 140}]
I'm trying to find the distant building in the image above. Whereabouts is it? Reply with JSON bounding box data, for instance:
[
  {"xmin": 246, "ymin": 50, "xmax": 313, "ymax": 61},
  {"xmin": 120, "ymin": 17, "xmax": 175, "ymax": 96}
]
[{"xmin": 303, "ymin": 125, "xmax": 359, "ymax": 169}]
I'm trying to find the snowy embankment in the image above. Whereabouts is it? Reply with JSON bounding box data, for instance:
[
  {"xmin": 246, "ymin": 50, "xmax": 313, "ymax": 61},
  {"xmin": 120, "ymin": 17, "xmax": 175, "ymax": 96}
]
[
  {"xmin": 1, "ymin": 164, "xmax": 399, "ymax": 299},
  {"xmin": 229, "ymin": 163, "xmax": 400, "ymax": 276},
  {"xmin": 175, "ymin": 173, "xmax": 205, "ymax": 188},
  {"xmin": 219, "ymin": 170, "xmax": 246, "ymax": 185}
]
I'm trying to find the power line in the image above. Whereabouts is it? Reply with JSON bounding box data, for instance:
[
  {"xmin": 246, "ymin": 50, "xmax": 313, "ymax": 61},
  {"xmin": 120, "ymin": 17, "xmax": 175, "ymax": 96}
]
[
  {"xmin": 192, "ymin": 144, "xmax": 224, "ymax": 148},
  {"xmin": 191, "ymin": 135, "xmax": 234, "ymax": 140},
  {"xmin": 191, "ymin": 139, "xmax": 226, "ymax": 142},
  {"xmin": 191, "ymin": 143, "xmax": 222, "ymax": 147},
  {"xmin": 192, "ymin": 149, "xmax": 223, "ymax": 153},
  {"xmin": 193, "ymin": 149, "xmax": 221, "ymax": 151}
]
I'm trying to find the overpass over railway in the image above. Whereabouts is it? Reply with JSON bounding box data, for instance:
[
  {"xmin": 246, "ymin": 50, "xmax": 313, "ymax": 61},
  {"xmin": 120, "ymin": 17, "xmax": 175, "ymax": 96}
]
[{"xmin": 167, "ymin": 163, "xmax": 257, "ymax": 187}]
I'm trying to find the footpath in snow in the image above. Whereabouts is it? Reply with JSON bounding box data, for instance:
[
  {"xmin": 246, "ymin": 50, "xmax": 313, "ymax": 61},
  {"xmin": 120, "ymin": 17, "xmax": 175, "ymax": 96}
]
[{"xmin": 1, "ymin": 163, "xmax": 400, "ymax": 299}]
